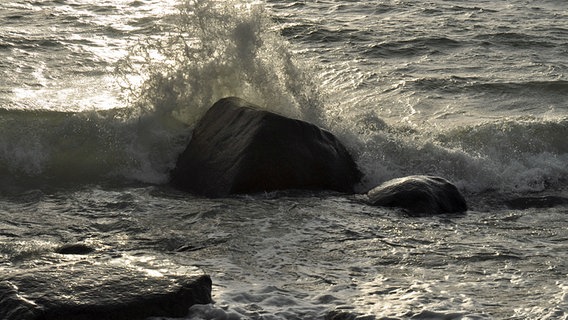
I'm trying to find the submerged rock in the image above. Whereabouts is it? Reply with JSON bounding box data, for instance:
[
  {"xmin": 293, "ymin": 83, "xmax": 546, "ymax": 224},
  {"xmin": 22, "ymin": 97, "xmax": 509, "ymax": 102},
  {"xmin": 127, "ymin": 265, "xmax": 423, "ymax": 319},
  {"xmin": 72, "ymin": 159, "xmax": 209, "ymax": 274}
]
[
  {"xmin": 170, "ymin": 97, "xmax": 362, "ymax": 197},
  {"xmin": 0, "ymin": 257, "xmax": 212, "ymax": 320},
  {"xmin": 367, "ymin": 175, "xmax": 467, "ymax": 215}
]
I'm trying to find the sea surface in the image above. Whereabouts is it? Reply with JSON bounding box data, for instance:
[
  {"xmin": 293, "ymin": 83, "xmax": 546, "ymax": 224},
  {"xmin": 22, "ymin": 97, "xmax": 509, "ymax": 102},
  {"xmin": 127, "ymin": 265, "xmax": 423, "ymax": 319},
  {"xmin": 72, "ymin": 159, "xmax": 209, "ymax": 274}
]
[{"xmin": 1, "ymin": 0, "xmax": 567, "ymax": 319}]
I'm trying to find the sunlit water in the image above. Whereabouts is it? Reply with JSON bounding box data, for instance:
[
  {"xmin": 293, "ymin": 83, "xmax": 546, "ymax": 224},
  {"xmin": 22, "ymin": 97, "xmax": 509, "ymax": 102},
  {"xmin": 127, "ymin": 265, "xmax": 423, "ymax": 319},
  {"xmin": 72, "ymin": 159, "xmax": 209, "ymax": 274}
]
[{"xmin": 1, "ymin": 0, "xmax": 567, "ymax": 319}]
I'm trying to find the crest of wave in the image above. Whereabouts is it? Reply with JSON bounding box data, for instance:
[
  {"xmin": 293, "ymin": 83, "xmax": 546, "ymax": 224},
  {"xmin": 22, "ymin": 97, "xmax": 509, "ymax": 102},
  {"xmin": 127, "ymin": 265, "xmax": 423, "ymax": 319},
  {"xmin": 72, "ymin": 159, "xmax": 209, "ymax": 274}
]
[{"xmin": 117, "ymin": 0, "xmax": 324, "ymax": 127}]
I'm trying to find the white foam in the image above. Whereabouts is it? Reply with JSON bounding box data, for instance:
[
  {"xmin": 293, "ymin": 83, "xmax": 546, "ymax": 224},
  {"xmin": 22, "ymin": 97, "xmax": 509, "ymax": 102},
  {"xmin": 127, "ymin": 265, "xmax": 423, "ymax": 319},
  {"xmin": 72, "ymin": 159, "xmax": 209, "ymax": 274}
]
[{"xmin": 118, "ymin": 0, "xmax": 325, "ymax": 127}]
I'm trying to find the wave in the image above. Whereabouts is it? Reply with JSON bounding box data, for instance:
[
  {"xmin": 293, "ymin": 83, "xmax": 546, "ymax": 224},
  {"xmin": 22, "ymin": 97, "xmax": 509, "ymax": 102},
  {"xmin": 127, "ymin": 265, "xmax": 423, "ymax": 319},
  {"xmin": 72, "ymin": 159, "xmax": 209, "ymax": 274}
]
[
  {"xmin": 0, "ymin": 0, "xmax": 566, "ymax": 197},
  {"xmin": 350, "ymin": 114, "xmax": 568, "ymax": 194},
  {"xmin": 364, "ymin": 37, "xmax": 462, "ymax": 59},
  {"xmin": 397, "ymin": 77, "xmax": 568, "ymax": 101},
  {"xmin": 0, "ymin": 107, "xmax": 189, "ymax": 191},
  {"xmin": 474, "ymin": 32, "xmax": 560, "ymax": 49},
  {"xmin": 2, "ymin": 106, "xmax": 565, "ymax": 196}
]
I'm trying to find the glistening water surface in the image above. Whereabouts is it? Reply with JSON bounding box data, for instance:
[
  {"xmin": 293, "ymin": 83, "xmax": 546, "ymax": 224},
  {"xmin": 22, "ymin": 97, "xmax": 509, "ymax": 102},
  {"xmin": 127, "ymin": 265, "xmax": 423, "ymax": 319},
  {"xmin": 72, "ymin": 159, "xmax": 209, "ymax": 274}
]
[{"xmin": 2, "ymin": 187, "xmax": 567, "ymax": 319}]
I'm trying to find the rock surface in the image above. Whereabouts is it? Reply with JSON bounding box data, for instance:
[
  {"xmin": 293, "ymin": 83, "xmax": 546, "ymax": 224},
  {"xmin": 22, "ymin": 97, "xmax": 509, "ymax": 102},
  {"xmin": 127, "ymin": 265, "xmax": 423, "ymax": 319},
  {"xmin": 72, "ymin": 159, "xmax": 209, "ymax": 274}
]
[
  {"xmin": 367, "ymin": 175, "xmax": 467, "ymax": 215},
  {"xmin": 170, "ymin": 97, "xmax": 362, "ymax": 197},
  {"xmin": 0, "ymin": 256, "xmax": 212, "ymax": 320}
]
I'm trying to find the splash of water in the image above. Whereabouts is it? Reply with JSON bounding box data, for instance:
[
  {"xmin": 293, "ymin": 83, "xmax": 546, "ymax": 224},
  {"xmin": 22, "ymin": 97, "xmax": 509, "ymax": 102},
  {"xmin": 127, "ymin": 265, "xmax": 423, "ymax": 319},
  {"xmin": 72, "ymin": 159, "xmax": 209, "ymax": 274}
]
[{"xmin": 117, "ymin": 0, "xmax": 325, "ymax": 127}]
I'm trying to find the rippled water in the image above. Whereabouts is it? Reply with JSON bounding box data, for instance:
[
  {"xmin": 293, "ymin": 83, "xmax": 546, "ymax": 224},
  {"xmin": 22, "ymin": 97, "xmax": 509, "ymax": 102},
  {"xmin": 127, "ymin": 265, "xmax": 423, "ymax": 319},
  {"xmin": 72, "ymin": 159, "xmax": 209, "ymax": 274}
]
[
  {"xmin": 2, "ymin": 186, "xmax": 567, "ymax": 319},
  {"xmin": 1, "ymin": 0, "xmax": 567, "ymax": 319},
  {"xmin": 1, "ymin": 0, "xmax": 177, "ymax": 111}
]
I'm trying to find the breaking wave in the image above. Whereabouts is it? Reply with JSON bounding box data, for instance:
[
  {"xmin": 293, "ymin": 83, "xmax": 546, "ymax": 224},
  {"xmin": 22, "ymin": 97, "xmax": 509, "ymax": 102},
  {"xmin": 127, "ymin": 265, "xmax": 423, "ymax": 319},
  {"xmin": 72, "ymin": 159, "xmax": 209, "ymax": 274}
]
[{"xmin": 0, "ymin": 0, "xmax": 566, "ymax": 198}]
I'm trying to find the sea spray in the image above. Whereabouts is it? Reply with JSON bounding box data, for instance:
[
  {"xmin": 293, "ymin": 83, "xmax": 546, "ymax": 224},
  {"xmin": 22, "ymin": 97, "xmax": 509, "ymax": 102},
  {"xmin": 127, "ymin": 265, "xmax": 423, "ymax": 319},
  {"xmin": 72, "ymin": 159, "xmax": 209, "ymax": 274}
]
[
  {"xmin": 117, "ymin": 0, "xmax": 326, "ymax": 127},
  {"xmin": 112, "ymin": 0, "xmax": 334, "ymax": 186}
]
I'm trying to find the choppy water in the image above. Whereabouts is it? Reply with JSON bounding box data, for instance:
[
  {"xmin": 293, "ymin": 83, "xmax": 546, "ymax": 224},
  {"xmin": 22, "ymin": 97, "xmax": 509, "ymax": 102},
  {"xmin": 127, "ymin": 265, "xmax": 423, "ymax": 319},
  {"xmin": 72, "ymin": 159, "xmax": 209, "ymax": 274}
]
[{"xmin": 1, "ymin": 0, "xmax": 567, "ymax": 319}]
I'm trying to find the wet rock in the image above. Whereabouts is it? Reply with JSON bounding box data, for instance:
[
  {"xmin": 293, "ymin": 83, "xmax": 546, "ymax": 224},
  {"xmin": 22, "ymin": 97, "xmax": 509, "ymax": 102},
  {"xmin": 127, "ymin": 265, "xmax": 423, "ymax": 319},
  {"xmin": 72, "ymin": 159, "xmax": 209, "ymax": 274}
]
[
  {"xmin": 0, "ymin": 256, "xmax": 212, "ymax": 320},
  {"xmin": 170, "ymin": 97, "xmax": 362, "ymax": 197},
  {"xmin": 505, "ymin": 195, "xmax": 568, "ymax": 209},
  {"xmin": 367, "ymin": 175, "xmax": 467, "ymax": 215}
]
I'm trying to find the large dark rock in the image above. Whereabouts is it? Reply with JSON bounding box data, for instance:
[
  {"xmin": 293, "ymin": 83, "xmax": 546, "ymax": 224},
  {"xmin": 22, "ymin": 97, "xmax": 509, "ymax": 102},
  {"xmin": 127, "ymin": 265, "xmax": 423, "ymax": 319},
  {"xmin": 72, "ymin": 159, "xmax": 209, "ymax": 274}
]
[
  {"xmin": 170, "ymin": 97, "xmax": 362, "ymax": 197},
  {"xmin": 367, "ymin": 175, "xmax": 467, "ymax": 215},
  {"xmin": 0, "ymin": 257, "xmax": 212, "ymax": 320}
]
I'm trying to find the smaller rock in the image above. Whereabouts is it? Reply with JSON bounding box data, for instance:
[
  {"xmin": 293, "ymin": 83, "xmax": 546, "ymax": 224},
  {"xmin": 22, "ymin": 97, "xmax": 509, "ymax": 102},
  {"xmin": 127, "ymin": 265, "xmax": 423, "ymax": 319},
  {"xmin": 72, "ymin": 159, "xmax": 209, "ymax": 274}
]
[{"xmin": 367, "ymin": 175, "xmax": 467, "ymax": 215}]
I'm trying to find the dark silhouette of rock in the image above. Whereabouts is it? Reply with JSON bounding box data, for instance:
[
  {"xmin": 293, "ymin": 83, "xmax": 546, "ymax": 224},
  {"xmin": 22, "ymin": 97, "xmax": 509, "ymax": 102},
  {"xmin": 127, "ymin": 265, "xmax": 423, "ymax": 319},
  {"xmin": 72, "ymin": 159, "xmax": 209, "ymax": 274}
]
[
  {"xmin": 54, "ymin": 243, "xmax": 95, "ymax": 255},
  {"xmin": 367, "ymin": 175, "xmax": 467, "ymax": 215},
  {"xmin": 170, "ymin": 97, "xmax": 362, "ymax": 197},
  {"xmin": 505, "ymin": 195, "xmax": 568, "ymax": 209},
  {"xmin": 0, "ymin": 258, "xmax": 212, "ymax": 320}
]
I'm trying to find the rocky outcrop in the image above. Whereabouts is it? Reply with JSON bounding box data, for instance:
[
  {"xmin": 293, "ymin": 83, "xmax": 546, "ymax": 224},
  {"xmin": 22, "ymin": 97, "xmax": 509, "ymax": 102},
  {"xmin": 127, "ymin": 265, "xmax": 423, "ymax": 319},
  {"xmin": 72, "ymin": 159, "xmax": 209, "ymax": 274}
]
[
  {"xmin": 367, "ymin": 175, "xmax": 467, "ymax": 215},
  {"xmin": 0, "ymin": 257, "xmax": 212, "ymax": 320},
  {"xmin": 170, "ymin": 97, "xmax": 362, "ymax": 197}
]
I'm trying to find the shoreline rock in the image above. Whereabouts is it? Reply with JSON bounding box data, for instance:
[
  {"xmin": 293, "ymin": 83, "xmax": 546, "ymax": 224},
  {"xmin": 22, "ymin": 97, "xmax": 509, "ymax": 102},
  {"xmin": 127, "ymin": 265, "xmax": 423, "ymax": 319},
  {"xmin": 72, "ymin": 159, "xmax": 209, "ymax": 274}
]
[{"xmin": 0, "ymin": 257, "xmax": 212, "ymax": 320}]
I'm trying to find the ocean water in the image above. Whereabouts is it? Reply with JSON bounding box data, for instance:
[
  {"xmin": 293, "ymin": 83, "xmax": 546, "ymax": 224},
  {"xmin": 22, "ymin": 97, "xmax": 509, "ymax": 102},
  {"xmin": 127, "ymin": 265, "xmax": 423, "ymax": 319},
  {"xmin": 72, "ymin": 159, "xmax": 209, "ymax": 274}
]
[{"xmin": 1, "ymin": 0, "xmax": 567, "ymax": 319}]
